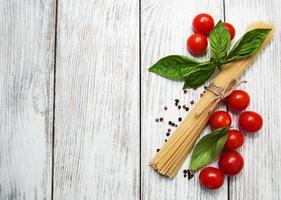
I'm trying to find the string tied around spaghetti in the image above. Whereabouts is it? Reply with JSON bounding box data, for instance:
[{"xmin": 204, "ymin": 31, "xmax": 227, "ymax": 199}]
[{"xmin": 195, "ymin": 79, "xmax": 247, "ymax": 117}]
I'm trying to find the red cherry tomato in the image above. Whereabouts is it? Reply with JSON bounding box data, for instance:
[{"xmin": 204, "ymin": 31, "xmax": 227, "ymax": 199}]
[
  {"xmin": 219, "ymin": 151, "xmax": 244, "ymax": 175},
  {"xmin": 224, "ymin": 129, "xmax": 244, "ymax": 150},
  {"xmin": 223, "ymin": 22, "xmax": 236, "ymax": 40},
  {"xmin": 239, "ymin": 111, "xmax": 263, "ymax": 133},
  {"xmin": 210, "ymin": 111, "xmax": 232, "ymax": 130},
  {"xmin": 199, "ymin": 167, "xmax": 224, "ymax": 189},
  {"xmin": 192, "ymin": 13, "xmax": 214, "ymax": 35},
  {"xmin": 227, "ymin": 90, "xmax": 250, "ymax": 112},
  {"xmin": 187, "ymin": 33, "xmax": 208, "ymax": 55}
]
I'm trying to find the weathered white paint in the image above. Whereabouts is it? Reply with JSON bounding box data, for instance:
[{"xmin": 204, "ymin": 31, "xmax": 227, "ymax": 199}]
[
  {"xmin": 225, "ymin": 0, "xmax": 281, "ymax": 199},
  {"xmin": 53, "ymin": 0, "xmax": 140, "ymax": 199},
  {"xmin": 0, "ymin": 0, "xmax": 55, "ymax": 199},
  {"xmin": 1, "ymin": 0, "xmax": 280, "ymax": 199},
  {"xmin": 141, "ymin": 0, "xmax": 229, "ymax": 199}
]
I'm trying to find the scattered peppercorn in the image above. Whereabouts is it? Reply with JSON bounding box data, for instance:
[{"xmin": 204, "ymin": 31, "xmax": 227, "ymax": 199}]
[
  {"xmin": 156, "ymin": 149, "xmax": 160, "ymax": 152},
  {"xmin": 165, "ymin": 139, "xmax": 167, "ymax": 142},
  {"xmin": 166, "ymin": 133, "xmax": 170, "ymax": 136},
  {"xmin": 190, "ymin": 100, "xmax": 194, "ymax": 105},
  {"xmin": 184, "ymin": 90, "xmax": 187, "ymax": 94},
  {"xmin": 185, "ymin": 107, "xmax": 189, "ymax": 111},
  {"xmin": 184, "ymin": 174, "xmax": 187, "ymax": 178},
  {"xmin": 164, "ymin": 106, "xmax": 168, "ymax": 111},
  {"xmin": 200, "ymin": 93, "xmax": 203, "ymax": 97},
  {"xmin": 159, "ymin": 117, "xmax": 163, "ymax": 122},
  {"xmin": 155, "ymin": 118, "xmax": 159, "ymax": 122},
  {"xmin": 167, "ymin": 128, "xmax": 171, "ymax": 132},
  {"xmin": 178, "ymin": 117, "xmax": 182, "ymax": 122},
  {"xmin": 183, "ymin": 169, "xmax": 187, "ymax": 174},
  {"xmin": 183, "ymin": 105, "xmax": 186, "ymax": 109},
  {"xmin": 188, "ymin": 171, "xmax": 194, "ymax": 180},
  {"xmin": 204, "ymin": 86, "xmax": 207, "ymax": 89},
  {"xmin": 178, "ymin": 105, "xmax": 181, "ymax": 109}
]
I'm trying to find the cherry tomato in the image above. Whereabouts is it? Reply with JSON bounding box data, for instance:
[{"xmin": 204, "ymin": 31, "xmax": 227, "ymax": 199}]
[
  {"xmin": 239, "ymin": 111, "xmax": 263, "ymax": 133},
  {"xmin": 223, "ymin": 22, "xmax": 236, "ymax": 40},
  {"xmin": 199, "ymin": 167, "xmax": 224, "ymax": 189},
  {"xmin": 227, "ymin": 90, "xmax": 250, "ymax": 112},
  {"xmin": 186, "ymin": 33, "xmax": 208, "ymax": 55},
  {"xmin": 210, "ymin": 111, "xmax": 232, "ymax": 130},
  {"xmin": 224, "ymin": 129, "xmax": 244, "ymax": 150},
  {"xmin": 219, "ymin": 151, "xmax": 244, "ymax": 175},
  {"xmin": 192, "ymin": 13, "xmax": 214, "ymax": 35}
]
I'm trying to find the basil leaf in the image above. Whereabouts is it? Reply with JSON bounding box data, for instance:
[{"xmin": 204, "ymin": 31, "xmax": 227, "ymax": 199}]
[
  {"xmin": 210, "ymin": 20, "xmax": 231, "ymax": 60},
  {"xmin": 225, "ymin": 28, "xmax": 271, "ymax": 62},
  {"xmin": 148, "ymin": 55, "xmax": 199, "ymax": 80},
  {"xmin": 189, "ymin": 127, "xmax": 229, "ymax": 171},
  {"xmin": 183, "ymin": 62, "xmax": 216, "ymax": 89}
]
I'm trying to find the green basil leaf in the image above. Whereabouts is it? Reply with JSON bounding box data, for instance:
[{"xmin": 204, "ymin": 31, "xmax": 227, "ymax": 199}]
[
  {"xmin": 183, "ymin": 62, "xmax": 216, "ymax": 89},
  {"xmin": 210, "ymin": 20, "xmax": 231, "ymax": 60},
  {"xmin": 225, "ymin": 28, "xmax": 271, "ymax": 62},
  {"xmin": 148, "ymin": 55, "xmax": 199, "ymax": 80},
  {"xmin": 189, "ymin": 127, "xmax": 229, "ymax": 171}
]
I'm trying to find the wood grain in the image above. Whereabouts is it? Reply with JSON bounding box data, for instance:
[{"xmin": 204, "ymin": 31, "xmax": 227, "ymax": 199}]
[
  {"xmin": 53, "ymin": 0, "xmax": 140, "ymax": 199},
  {"xmin": 0, "ymin": 0, "xmax": 55, "ymax": 199},
  {"xmin": 225, "ymin": 1, "xmax": 281, "ymax": 199},
  {"xmin": 141, "ymin": 0, "xmax": 228, "ymax": 199}
]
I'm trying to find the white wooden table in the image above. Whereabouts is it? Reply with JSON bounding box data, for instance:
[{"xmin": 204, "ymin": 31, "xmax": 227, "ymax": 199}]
[{"xmin": 0, "ymin": 0, "xmax": 280, "ymax": 199}]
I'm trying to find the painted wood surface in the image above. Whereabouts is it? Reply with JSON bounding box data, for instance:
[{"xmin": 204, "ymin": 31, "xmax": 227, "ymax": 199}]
[
  {"xmin": 225, "ymin": 0, "xmax": 281, "ymax": 199},
  {"xmin": 0, "ymin": 0, "xmax": 280, "ymax": 199},
  {"xmin": 53, "ymin": 0, "xmax": 140, "ymax": 199},
  {"xmin": 141, "ymin": 0, "xmax": 228, "ymax": 199},
  {"xmin": 0, "ymin": 0, "xmax": 55, "ymax": 199}
]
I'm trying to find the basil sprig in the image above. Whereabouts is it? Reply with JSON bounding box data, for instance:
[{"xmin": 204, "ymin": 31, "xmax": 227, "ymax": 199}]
[
  {"xmin": 224, "ymin": 28, "xmax": 271, "ymax": 62},
  {"xmin": 189, "ymin": 127, "xmax": 229, "ymax": 171},
  {"xmin": 210, "ymin": 20, "xmax": 231, "ymax": 62},
  {"xmin": 148, "ymin": 55, "xmax": 200, "ymax": 80},
  {"xmin": 148, "ymin": 20, "xmax": 271, "ymax": 89}
]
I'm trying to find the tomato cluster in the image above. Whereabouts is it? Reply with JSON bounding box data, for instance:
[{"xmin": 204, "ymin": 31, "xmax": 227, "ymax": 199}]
[
  {"xmin": 199, "ymin": 88, "xmax": 263, "ymax": 190},
  {"xmin": 187, "ymin": 13, "xmax": 235, "ymax": 55}
]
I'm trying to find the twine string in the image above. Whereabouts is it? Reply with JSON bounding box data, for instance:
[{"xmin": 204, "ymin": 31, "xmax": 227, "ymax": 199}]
[{"xmin": 195, "ymin": 79, "xmax": 247, "ymax": 117}]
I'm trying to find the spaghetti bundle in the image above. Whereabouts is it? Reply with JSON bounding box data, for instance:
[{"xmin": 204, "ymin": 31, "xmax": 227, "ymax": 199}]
[{"xmin": 150, "ymin": 22, "xmax": 275, "ymax": 178}]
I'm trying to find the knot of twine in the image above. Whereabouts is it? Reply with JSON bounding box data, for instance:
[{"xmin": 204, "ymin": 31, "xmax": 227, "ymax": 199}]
[{"xmin": 195, "ymin": 79, "xmax": 247, "ymax": 117}]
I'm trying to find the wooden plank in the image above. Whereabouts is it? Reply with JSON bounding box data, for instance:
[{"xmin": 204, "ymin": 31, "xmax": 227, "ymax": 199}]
[
  {"xmin": 0, "ymin": 0, "xmax": 55, "ymax": 199},
  {"xmin": 225, "ymin": 1, "xmax": 281, "ymax": 199},
  {"xmin": 141, "ymin": 0, "xmax": 228, "ymax": 199},
  {"xmin": 53, "ymin": 0, "xmax": 140, "ymax": 199}
]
